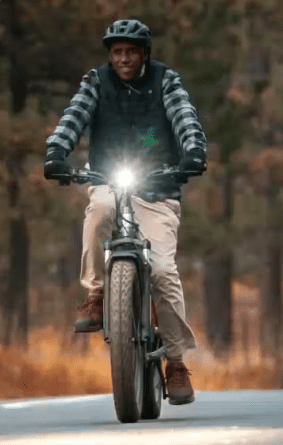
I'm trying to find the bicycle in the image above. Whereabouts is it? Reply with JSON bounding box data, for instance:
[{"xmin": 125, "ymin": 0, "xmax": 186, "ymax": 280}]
[{"xmin": 52, "ymin": 164, "xmax": 200, "ymax": 423}]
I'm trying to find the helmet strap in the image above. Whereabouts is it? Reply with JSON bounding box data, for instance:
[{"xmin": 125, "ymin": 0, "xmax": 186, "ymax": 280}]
[{"xmin": 139, "ymin": 63, "xmax": 146, "ymax": 78}]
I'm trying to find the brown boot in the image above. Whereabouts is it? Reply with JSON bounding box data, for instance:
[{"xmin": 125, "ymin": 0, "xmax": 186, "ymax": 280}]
[
  {"xmin": 165, "ymin": 361, "xmax": 195, "ymax": 405},
  {"xmin": 74, "ymin": 291, "xmax": 103, "ymax": 333}
]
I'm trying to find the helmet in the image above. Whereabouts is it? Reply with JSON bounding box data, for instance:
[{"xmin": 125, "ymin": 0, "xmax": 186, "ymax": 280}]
[{"xmin": 103, "ymin": 20, "xmax": 152, "ymax": 51}]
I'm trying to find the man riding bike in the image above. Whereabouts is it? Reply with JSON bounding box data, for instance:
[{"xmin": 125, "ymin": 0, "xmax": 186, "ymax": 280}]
[{"xmin": 44, "ymin": 19, "xmax": 207, "ymax": 405}]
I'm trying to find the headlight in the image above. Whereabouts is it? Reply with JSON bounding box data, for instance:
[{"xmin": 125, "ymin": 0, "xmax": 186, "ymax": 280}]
[{"xmin": 115, "ymin": 168, "xmax": 134, "ymax": 188}]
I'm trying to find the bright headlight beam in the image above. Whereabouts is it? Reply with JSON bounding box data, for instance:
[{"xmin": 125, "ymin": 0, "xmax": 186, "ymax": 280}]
[{"xmin": 115, "ymin": 168, "xmax": 134, "ymax": 188}]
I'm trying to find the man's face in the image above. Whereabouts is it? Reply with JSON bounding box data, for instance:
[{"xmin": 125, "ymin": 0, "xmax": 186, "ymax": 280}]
[{"xmin": 109, "ymin": 41, "xmax": 145, "ymax": 82}]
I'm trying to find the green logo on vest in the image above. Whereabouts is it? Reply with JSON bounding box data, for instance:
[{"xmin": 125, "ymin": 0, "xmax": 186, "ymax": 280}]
[{"xmin": 140, "ymin": 128, "xmax": 158, "ymax": 150}]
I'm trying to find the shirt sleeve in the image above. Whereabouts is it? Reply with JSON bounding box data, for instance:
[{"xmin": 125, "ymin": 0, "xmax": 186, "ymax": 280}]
[
  {"xmin": 162, "ymin": 68, "xmax": 208, "ymax": 157},
  {"xmin": 46, "ymin": 69, "xmax": 100, "ymax": 156}
]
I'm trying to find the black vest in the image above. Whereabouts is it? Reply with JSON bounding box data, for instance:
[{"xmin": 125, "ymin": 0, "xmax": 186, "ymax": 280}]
[{"xmin": 89, "ymin": 60, "xmax": 181, "ymax": 183}]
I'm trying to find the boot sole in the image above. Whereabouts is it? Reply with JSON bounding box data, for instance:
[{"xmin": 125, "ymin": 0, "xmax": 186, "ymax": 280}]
[
  {"xmin": 168, "ymin": 394, "xmax": 195, "ymax": 405},
  {"xmin": 73, "ymin": 321, "xmax": 103, "ymax": 333}
]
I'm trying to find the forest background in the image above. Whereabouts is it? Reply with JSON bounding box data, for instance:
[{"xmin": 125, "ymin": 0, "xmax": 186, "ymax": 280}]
[{"xmin": 1, "ymin": 0, "xmax": 283, "ymax": 400}]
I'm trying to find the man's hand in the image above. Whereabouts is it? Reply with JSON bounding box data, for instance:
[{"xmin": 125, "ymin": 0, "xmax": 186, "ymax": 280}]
[
  {"xmin": 179, "ymin": 148, "xmax": 206, "ymax": 174},
  {"xmin": 44, "ymin": 146, "xmax": 71, "ymax": 185}
]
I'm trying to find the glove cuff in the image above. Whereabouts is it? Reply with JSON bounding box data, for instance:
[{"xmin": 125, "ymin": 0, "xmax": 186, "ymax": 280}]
[
  {"xmin": 46, "ymin": 146, "xmax": 67, "ymax": 161},
  {"xmin": 186, "ymin": 148, "xmax": 206, "ymax": 160}
]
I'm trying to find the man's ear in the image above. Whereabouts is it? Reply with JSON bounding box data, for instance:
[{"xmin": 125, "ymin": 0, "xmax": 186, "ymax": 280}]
[{"xmin": 142, "ymin": 47, "xmax": 148, "ymax": 62}]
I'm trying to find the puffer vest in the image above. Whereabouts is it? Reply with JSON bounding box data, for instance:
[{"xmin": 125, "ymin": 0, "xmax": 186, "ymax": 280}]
[{"xmin": 89, "ymin": 60, "xmax": 182, "ymax": 199}]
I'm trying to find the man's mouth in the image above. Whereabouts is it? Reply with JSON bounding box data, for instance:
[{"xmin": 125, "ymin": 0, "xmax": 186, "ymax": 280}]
[{"xmin": 120, "ymin": 67, "xmax": 133, "ymax": 72}]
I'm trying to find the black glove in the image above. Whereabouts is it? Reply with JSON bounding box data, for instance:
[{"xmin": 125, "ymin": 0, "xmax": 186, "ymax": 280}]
[
  {"xmin": 44, "ymin": 146, "xmax": 71, "ymax": 185},
  {"xmin": 179, "ymin": 148, "xmax": 207, "ymax": 173}
]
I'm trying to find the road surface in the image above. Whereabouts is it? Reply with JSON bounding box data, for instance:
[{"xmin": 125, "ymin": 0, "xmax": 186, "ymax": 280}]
[{"xmin": 1, "ymin": 390, "xmax": 283, "ymax": 444}]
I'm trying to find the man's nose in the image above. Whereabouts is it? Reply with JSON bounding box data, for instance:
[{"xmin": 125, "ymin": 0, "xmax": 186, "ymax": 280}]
[{"xmin": 121, "ymin": 51, "xmax": 130, "ymax": 62}]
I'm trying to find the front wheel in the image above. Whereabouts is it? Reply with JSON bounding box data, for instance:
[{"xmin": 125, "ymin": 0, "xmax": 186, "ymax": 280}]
[{"xmin": 109, "ymin": 260, "xmax": 144, "ymax": 423}]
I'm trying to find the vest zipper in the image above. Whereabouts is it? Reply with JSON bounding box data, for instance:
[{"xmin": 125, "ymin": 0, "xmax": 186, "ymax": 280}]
[{"xmin": 123, "ymin": 82, "xmax": 141, "ymax": 95}]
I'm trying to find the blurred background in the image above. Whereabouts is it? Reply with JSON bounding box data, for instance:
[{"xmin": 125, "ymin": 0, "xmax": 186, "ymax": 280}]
[{"xmin": 0, "ymin": 0, "xmax": 283, "ymax": 400}]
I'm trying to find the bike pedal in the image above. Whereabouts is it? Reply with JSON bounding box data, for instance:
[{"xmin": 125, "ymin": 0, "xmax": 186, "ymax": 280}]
[{"xmin": 146, "ymin": 345, "xmax": 166, "ymax": 362}]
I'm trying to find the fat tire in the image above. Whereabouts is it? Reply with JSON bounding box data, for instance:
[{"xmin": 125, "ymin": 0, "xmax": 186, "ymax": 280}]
[{"xmin": 110, "ymin": 260, "xmax": 144, "ymax": 423}]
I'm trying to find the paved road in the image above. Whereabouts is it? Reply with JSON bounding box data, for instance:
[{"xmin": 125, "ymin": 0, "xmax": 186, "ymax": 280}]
[{"xmin": 1, "ymin": 390, "xmax": 283, "ymax": 444}]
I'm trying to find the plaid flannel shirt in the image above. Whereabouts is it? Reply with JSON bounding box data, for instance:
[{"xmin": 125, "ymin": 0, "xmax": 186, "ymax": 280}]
[{"xmin": 46, "ymin": 65, "xmax": 208, "ymax": 159}]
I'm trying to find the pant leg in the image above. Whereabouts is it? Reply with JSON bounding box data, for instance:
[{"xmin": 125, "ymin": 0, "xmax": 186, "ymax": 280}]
[
  {"xmin": 80, "ymin": 185, "xmax": 115, "ymax": 294},
  {"xmin": 80, "ymin": 185, "xmax": 195, "ymax": 357},
  {"xmin": 132, "ymin": 197, "xmax": 196, "ymax": 358}
]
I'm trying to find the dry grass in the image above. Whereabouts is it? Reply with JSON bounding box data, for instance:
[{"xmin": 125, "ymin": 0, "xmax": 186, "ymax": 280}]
[
  {"xmin": 0, "ymin": 323, "xmax": 282, "ymax": 401},
  {"xmin": 187, "ymin": 328, "xmax": 283, "ymax": 392},
  {"xmin": 0, "ymin": 326, "xmax": 112, "ymax": 400}
]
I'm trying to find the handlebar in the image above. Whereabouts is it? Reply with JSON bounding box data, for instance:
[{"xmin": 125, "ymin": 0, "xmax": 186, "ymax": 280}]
[{"xmin": 50, "ymin": 166, "xmax": 204, "ymax": 186}]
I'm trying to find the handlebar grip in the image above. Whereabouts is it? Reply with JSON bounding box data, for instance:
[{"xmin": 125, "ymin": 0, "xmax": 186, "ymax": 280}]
[
  {"xmin": 186, "ymin": 171, "xmax": 204, "ymax": 176},
  {"xmin": 176, "ymin": 170, "xmax": 204, "ymax": 183},
  {"xmin": 48, "ymin": 173, "xmax": 71, "ymax": 185}
]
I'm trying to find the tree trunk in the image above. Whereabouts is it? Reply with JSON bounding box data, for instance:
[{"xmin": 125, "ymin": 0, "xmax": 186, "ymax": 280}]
[
  {"xmin": 10, "ymin": 216, "xmax": 29, "ymax": 348},
  {"xmin": 7, "ymin": 0, "xmax": 28, "ymax": 113},
  {"xmin": 0, "ymin": 0, "xmax": 30, "ymax": 349},
  {"xmin": 260, "ymin": 236, "xmax": 282, "ymax": 359},
  {"xmin": 259, "ymin": 168, "xmax": 283, "ymax": 361},
  {"xmin": 203, "ymin": 168, "xmax": 234, "ymax": 354},
  {"xmin": 203, "ymin": 248, "xmax": 233, "ymax": 354},
  {"xmin": 4, "ymin": 210, "xmax": 29, "ymax": 349}
]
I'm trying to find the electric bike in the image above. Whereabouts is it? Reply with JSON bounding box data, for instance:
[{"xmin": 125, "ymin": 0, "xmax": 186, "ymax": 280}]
[{"xmin": 53, "ymin": 165, "xmax": 198, "ymax": 423}]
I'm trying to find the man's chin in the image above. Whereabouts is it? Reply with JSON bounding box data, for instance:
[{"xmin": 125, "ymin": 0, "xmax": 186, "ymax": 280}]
[
  {"xmin": 114, "ymin": 67, "xmax": 139, "ymax": 82},
  {"xmin": 119, "ymin": 73, "xmax": 135, "ymax": 82}
]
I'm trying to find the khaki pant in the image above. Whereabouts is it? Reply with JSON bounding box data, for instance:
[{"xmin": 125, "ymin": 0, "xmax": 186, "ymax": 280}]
[{"xmin": 80, "ymin": 185, "xmax": 196, "ymax": 358}]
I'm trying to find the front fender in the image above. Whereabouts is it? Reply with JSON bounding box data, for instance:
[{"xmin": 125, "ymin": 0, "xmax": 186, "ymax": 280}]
[{"xmin": 107, "ymin": 250, "xmax": 146, "ymax": 278}]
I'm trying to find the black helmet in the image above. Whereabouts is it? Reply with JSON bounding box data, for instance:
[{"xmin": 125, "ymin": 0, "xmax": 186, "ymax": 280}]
[{"xmin": 103, "ymin": 20, "xmax": 152, "ymax": 50}]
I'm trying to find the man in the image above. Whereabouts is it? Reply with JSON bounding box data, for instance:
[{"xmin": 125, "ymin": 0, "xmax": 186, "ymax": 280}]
[{"xmin": 44, "ymin": 19, "xmax": 207, "ymax": 405}]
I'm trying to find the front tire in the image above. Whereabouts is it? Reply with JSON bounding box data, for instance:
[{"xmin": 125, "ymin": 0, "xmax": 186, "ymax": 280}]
[{"xmin": 109, "ymin": 260, "xmax": 144, "ymax": 423}]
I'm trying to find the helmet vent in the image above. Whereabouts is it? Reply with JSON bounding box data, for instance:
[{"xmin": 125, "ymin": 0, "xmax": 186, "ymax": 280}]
[{"xmin": 130, "ymin": 23, "xmax": 140, "ymax": 33}]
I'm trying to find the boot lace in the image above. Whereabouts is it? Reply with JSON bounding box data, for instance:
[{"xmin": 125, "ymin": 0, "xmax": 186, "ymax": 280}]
[{"xmin": 166, "ymin": 363, "xmax": 192, "ymax": 387}]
